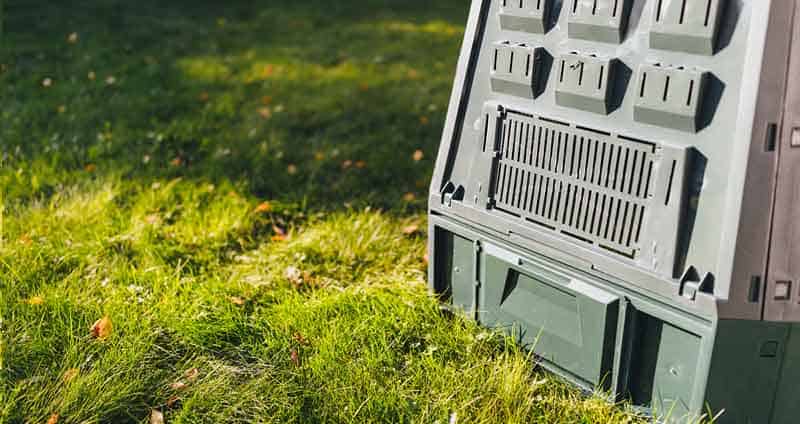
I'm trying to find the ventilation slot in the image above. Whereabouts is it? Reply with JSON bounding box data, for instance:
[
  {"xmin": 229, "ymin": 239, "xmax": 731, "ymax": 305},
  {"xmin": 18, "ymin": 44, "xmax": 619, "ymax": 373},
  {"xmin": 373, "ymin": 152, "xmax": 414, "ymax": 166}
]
[{"xmin": 487, "ymin": 109, "xmax": 679, "ymax": 259}]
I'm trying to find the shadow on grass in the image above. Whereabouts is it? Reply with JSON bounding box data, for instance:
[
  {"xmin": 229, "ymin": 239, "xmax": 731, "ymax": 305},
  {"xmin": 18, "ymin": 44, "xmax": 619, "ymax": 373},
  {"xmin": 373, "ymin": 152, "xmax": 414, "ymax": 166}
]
[{"xmin": 0, "ymin": 0, "xmax": 467, "ymax": 210}]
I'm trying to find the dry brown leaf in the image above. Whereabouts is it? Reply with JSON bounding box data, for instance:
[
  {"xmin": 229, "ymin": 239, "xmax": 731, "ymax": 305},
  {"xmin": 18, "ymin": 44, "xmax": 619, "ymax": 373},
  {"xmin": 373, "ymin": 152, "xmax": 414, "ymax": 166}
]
[
  {"xmin": 57, "ymin": 105, "xmax": 67, "ymax": 114},
  {"xmin": 314, "ymin": 152, "xmax": 325, "ymax": 161},
  {"xmin": 358, "ymin": 82, "xmax": 370, "ymax": 92},
  {"xmin": 402, "ymin": 224, "xmax": 420, "ymax": 235},
  {"xmin": 419, "ymin": 116, "xmax": 430, "ymax": 125},
  {"xmin": 262, "ymin": 64, "xmax": 275, "ymax": 79},
  {"xmin": 90, "ymin": 316, "xmax": 113, "ymax": 339},
  {"xmin": 166, "ymin": 395, "xmax": 180, "ymax": 408},
  {"xmin": 170, "ymin": 157, "xmax": 183, "ymax": 167},
  {"xmin": 355, "ymin": 160, "xmax": 366, "ymax": 169},
  {"xmin": 423, "ymin": 252, "xmax": 430, "ymax": 266},
  {"xmin": 407, "ymin": 69, "xmax": 420, "ymax": 79},
  {"xmin": 198, "ymin": 92, "xmax": 210, "ymax": 102},
  {"xmin": 169, "ymin": 381, "xmax": 187, "ymax": 390},
  {"xmin": 150, "ymin": 409, "xmax": 164, "ymax": 424},
  {"xmin": 84, "ymin": 164, "xmax": 96, "ymax": 173},
  {"xmin": 254, "ymin": 202, "xmax": 272, "ymax": 213},
  {"xmin": 262, "ymin": 95, "xmax": 273, "ymax": 105},
  {"xmin": 412, "ymin": 150, "xmax": 424, "ymax": 162},
  {"xmin": 229, "ymin": 296, "xmax": 245, "ymax": 306},
  {"xmin": 341, "ymin": 160, "xmax": 353, "ymax": 169},
  {"xmin": 46, "ymin": 413, "xmax": 59, "ymax": 424},
  {"xmin": 403, "ymin": 192, "xmax": 416, "ymax": 202},
  {"xmin": 184, "ymin": 367, "xmax": 200, "ymax": 381},
  {"xmin": 290, "ymin": 349, "xmax": 300, "ymax": 366},
  {"xmin": 63, "ymin": 368, "xmax": 80, "ymax": 383},
  {"xmin": 293, "ymin": 332, "xmax": 308, "ymax": 345},
  {"xmin": 258, "ymin": 107, "xmax": 272, "ymax": 119},
  {"xmin": 287, "ymin": 164, "xmax": 298, "ymax": 175}
]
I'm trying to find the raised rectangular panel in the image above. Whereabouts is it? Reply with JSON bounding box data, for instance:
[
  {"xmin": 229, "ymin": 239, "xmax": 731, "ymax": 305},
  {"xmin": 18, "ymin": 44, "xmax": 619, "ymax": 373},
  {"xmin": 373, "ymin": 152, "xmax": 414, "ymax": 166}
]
[
  {"xmin": 650, "ymin": 0, "xmax": 725, "ymax": 55},
  {"xmin": 555, "ymin": 52, "xmax": 617, "ymax": 115},
  {"xmin": 626, "ymin": 312, "xmax": 701, "ymax": 419},
  {"xmin": 471, "ymin": 104, "xmax": 692, "ymax": 277},
  {"xmin": 480, "ymin": 242, "xmax": 619, "ymax": 387},
  {"xmin": 434, "ymin": 229, "xmax": 475, "ymax": 313},
  {"xmin": 634, "ymin": 64, "xmax": 709, "ymax": 133},
  {"xmin": 568, "ymin": 0, "xmax": 633, "ymax": 44},
  {"xmin": 499, "ymin": 0, "xmax": 551, "ymax": 34},
  {"xmin": 490, "ymin": 41, "xmax": 545, "ymax": 99}
]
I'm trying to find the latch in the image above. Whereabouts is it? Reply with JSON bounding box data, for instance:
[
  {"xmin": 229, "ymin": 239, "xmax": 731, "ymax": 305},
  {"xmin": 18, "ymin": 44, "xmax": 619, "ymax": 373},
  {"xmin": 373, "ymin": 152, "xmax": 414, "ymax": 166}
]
[
  {"xmin": 678, "ymin": 266, "xmax": 715, "ymax": 301},
  {"xmin": 440, "ymin": 182, "xmax": 464, "ymax": 207}
]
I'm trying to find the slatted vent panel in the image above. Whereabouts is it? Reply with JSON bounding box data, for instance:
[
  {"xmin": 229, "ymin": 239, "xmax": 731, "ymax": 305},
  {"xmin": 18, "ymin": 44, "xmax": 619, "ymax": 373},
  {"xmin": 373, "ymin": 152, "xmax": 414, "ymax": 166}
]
[{"xmin": 488, "ymin": 109, "xmax": 664, "ymax": 257}]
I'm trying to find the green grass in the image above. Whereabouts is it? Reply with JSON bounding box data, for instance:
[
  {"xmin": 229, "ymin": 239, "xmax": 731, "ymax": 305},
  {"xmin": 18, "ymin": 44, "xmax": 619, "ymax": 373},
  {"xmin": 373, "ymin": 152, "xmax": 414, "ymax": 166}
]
[{"xmin": 0, "ymin": 1, "xmax": 653, "ymax": 422}]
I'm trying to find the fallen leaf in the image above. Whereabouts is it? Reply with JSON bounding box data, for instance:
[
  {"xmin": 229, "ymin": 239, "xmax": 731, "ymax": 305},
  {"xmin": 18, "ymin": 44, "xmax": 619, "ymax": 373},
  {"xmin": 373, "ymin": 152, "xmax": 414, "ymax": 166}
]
[
  {"xmin": 26, "ymin": 296, "xmax": 44, "ymax": 305},
  {"xmin": 419, "ymin": 116, "xmax": 430, "ymax": 125},
  {"xmin": 145, "ymin": 214, "xmax": 160, "ymax": 225},
  {"xmin": 67, "ymin": 32, "xmax": 79, "ymax": 43},
  {"xmin": 19, "ymin": 234, "xmax": 32, "ymax": 245},
  {"xmin": 170, "ymin": 157, "xmax": 183, "ymax": 167},
  {"xmin": 184, "ymin": 367, "xmax": 200, "ymax": 381},
  {"xmin": 402, "ymin": 224, "xmax": 420, "ymax": 235},
  {"xmin": 290, "ymin": 349, "xmax": 300, "ymax": 366},
  {"xmin": 46, "ymin": 413, "xmax": 59, "ymax": 424},
  {"xmin": 42, "ymin": 78, "xmax": 53, "ymax": 87},
  {"xmin": 90, "ymin": 316, "xmax": 113, "ymax": 339},
  {"xmin": 262, "ymin": 95, "xmax": 273, "ymax": 105},
  {"xmin": 169, "ymin": 381, "xmax": 187, "ymax": 390},
  {"xmin": 63, "ymin": 368, "xmax": 80, "ymax": 383},
  {"xmin": 166, "ymin": 395, "xmax": 180, "ymax": 408},
  {"xmin": 254, "ymin": 202, "xmax": 272, "ymax": 213},
  {"xmin": 198, "ymin": 92, "xmax": 209, "ymax": 102},
  {"xmin": 423, "ymin": 252, "xmax": 429, "ymax": 265},
  {"xmin": 150, "ymin": 409, "xmax": 164, "ymax": 424},
  {"xmin": 341, "ymin": 160, "xmax": 353, "ymax": 169},
  {"xmin": 258, "ymin": 107, "xmax": 272, "ymax": 119},
  {"xmin": 229, "ymin": 296, "xmax": 245, "ymax": 306},
  {"xmin": 57, "ymin": 105, "xmax": 67, "ymax": 114},
  {"xmin": 262, "ymin": 64, "xmax": 275, "ymax": 78},
  {"xmin": 407, "ymin": 69, "xmax": 420, "ymax": 79},
  {"xmin": 413, "ymin": 149, "xmax": 424, "ymax": 162},
  {"xmin": 287, "ymin": 164, "xmax": 298, "ymax": 175},
  {"xmin": 293, "ymin": 332, "xmax": 308, "ymax": 345},
  {"xmin": 314, "ymin": 152, "xmax": 325, "ymax": 161},
  {"xmin": 355, "ymin": 160, "xmax": 366, "ymax": 169},
  {"xmin": 358, "ymin": 82, "xmax": 370, "ymax": 92},
  {"xmin": 403, "ymin": 192, "xmax": 416, "ymax": 202},
  {"xmin": 84, "ymin": 164, "xmax": 96, "ymax": 173}
]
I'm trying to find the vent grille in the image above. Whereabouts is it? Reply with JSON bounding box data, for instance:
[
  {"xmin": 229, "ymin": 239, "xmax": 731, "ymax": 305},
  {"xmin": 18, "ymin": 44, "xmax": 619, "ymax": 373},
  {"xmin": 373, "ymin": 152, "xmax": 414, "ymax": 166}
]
[{"xmin": 485, "ymin": 108, "xmax": 677, "ymax": 258}]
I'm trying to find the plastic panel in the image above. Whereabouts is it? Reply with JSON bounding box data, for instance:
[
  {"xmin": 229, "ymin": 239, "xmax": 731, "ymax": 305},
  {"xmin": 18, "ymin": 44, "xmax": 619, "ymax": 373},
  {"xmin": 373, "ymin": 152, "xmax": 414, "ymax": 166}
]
[
  {"xmin": 567, "ymin": 0, "xmax": 633, "ymax": 44},
  {"xmin": 633, "ymin": 63, "xmax": 709, "ymax": 133},
  {"xmin": 650, "ymin": 0, "xmax": 725, "ymax": 55},
  {"xmin": 555, "ymin": 52, "xmax": 617, "ymax": 115}
]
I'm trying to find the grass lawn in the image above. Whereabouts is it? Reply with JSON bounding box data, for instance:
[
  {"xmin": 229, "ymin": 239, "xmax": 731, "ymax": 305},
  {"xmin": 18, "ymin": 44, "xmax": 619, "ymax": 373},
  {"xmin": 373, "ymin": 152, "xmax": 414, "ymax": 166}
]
[{"xmin": 0, "ymin": 1, "xmax": 648, "ymax": 422}]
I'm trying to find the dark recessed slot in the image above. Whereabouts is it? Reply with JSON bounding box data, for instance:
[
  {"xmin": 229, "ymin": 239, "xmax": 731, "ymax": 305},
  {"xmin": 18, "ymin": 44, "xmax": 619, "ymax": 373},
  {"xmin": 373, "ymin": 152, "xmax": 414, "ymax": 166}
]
[
  {"xmin": 748, "ymin": 276, "xmax": 762, "ymax": 303},
  {"xmin": 538, "ymin": 116, "xmax": 570, "ymax": 126},
  {"xmin": 765, "ymin": 123, "xmax": 778, "ymax": 152}
]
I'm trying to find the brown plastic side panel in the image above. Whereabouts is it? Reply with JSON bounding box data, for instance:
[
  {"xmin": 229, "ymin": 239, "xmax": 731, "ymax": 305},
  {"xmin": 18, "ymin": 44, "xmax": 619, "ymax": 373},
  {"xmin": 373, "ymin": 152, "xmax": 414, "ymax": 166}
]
[
  {"xmin": 764, "ymin": 1, "xmax": 800, "ymax": 322},
  {"xmin": 720, "ymin": 0, "xmax": 796, "ymax": 320}
]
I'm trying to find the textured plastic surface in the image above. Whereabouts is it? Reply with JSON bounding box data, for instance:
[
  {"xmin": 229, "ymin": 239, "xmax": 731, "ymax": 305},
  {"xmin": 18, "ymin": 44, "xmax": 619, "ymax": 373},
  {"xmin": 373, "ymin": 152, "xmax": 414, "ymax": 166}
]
[
  {"xmin": 430, "ymin": 0, "xmax": 800, "ymax": 421},
  {"xmin": 568, "ymin": 0, "xmax": 633, "ymax": 43},
  {"xmin": 555, "ymin": 52, "xmax": 617, "ymax": 114},
  {"xmin": 633, "ymin": 63, "xmax": 708, "ymax": 132},
  {"xmin": 490, "ymin": 41, "xmax": 545, "ymax": 98},
  {"xmin": 499, "ymin": 0, "xmax": 551, "ymax": 34},
  {"xmin": 649, "ymin": 0, "xmax": 725, "ymax": 55}
]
